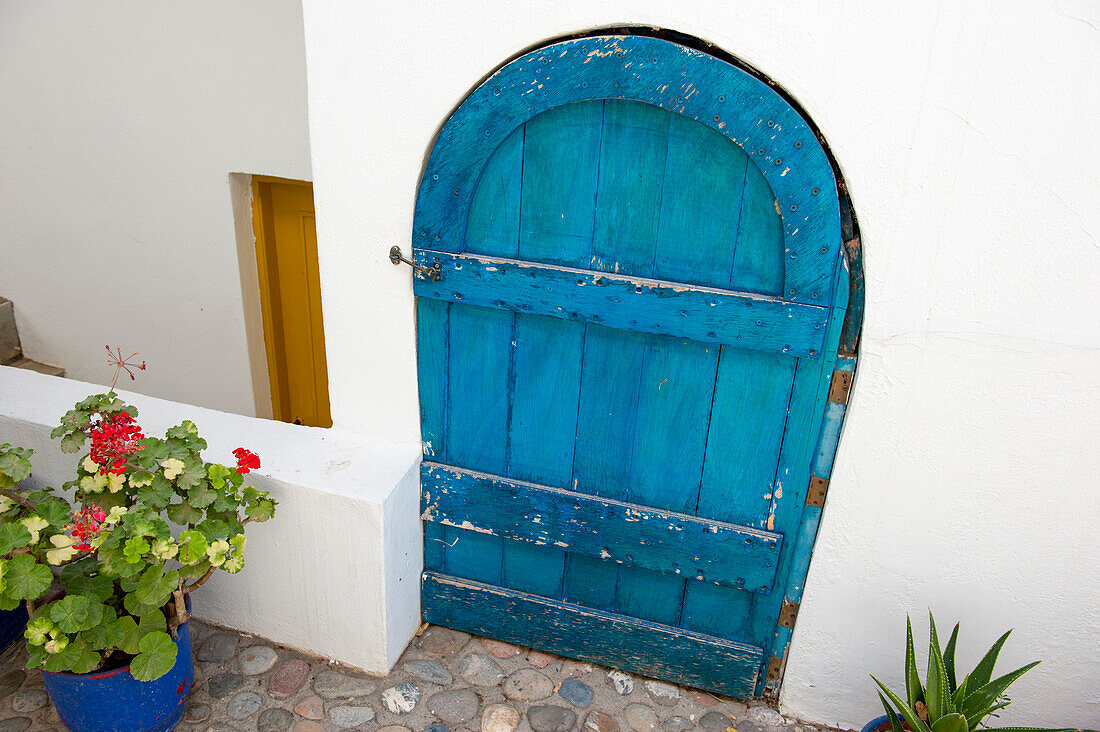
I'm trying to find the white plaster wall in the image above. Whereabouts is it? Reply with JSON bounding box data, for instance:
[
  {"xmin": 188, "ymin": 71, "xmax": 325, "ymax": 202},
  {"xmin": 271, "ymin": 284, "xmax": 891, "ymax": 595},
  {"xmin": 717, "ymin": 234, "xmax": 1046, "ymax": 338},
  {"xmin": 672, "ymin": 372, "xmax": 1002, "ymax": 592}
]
[
  {"xmin": 0, "ymin": 366, "xmax": 422, "ymax": 673},
  {"xmin": 300, "ymin": 0, "xmax": 1100, "ymax": 727},
  {"xmin": 0, "ymin": 1, "xmax": 311, "ymax": 416}
]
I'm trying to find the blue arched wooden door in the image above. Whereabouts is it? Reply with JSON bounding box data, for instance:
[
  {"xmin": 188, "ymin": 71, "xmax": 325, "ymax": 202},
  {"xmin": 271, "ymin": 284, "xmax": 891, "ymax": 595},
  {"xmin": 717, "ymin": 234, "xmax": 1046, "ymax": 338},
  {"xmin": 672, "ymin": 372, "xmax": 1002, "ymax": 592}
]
[{"xmin": 411, "ymin": 35, "xmax": 852, "ymax": 698}]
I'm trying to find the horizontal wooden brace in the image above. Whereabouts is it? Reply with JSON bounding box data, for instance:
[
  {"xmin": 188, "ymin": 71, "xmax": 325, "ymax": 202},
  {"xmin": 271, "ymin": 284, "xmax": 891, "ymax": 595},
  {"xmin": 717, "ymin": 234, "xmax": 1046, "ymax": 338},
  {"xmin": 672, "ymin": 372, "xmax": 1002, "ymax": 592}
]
[
  {"xmin": 422, "ymin": 571, "xmax": 762, "ymax": 698},
  {"xmin": 422, "ymin": 462, "xmax": 783, "ymax": 593},
  {"xmin": 411, "ymin": 249, "xmax": 829, "ymax": 357}
]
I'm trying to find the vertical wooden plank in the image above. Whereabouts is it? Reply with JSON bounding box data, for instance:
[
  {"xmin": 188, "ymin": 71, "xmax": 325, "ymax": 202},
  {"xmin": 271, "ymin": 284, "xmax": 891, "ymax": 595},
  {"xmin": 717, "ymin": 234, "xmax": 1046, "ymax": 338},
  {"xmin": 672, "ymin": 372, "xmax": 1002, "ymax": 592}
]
[
  {"xmin": 503, "ymin": 314, "xmax": 584, "ymax": 596},
  {"xmin": 654, "ymin": 115, "xmax": 750, "ymax": 288},
  {"xmin": 519, "ymin": 101, "xmax": 604, "ymax": 267},
  {"xmin": 616, "ymin": 336, "xmax": 719, "ymax": 625},
  {"xmin": 443, "ymin": 304, "xmax": 511, "ymax": 585},
  {"xmin": 591, "ymin": 101, "xmax": 670, "ymax": 276},
  {"xmin": 492, "ymin": 101, "xmax": 603, "ymax": 597},
  {"xmin": 465, "ymin": 124, "xmax": 524, "ymax": 257},
  {"xmin": 747, "ymin": 259, "xmax": 847, "ymax": 660},
  {"xmin": 564, "ymin": 326, "xmax": 647, "ymax": 610},
  {"xmin": 731, "ymin": 162, "xmax": 784, "ymax": 296},
  {"xmin": 417, "ymin": 298, "xmax": 449, "ymax": 573}
]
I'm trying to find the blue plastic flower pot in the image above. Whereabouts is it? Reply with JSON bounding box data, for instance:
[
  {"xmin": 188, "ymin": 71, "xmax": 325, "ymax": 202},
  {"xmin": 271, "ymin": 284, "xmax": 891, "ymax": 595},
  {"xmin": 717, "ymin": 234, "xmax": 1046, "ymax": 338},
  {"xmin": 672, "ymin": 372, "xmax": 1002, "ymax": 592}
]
[
  {"xmin": 40, "ymin": 609, "xmax": 193, "ymax": 732},
  {"xmin": 862, "ymin": 716, "xmax": 891, "ymax": 732},
  {"xmin": 0, "ymin": 604, "xmax": 29, "ymax": 650}
]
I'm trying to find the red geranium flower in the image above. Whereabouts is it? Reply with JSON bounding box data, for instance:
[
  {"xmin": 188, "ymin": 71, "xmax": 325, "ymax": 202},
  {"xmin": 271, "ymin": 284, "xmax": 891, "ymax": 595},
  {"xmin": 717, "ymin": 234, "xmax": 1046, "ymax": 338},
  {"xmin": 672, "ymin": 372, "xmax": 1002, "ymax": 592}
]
[
  {"xmin": 233, "ymin": 448, "xmax": 260, "ymax": 475},
  {"xmin": 89, "ymin": 411, "xmax": 144, "ymax": 474}
]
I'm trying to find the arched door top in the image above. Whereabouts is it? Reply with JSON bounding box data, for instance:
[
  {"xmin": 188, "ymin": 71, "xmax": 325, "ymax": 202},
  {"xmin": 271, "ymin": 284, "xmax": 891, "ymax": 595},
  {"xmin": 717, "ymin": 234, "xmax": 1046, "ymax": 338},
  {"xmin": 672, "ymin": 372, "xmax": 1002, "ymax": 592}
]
[{"xmin": 415, "ymin": 34, "xmax": 841, "ymax": 306}]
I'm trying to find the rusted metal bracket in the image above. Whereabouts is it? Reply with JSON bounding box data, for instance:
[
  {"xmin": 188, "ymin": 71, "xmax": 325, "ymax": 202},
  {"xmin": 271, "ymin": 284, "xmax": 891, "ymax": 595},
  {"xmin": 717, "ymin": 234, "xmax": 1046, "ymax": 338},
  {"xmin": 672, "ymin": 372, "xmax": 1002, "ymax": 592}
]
[
  {"xmin": 764, "ymin": 655, "xmax": 784, "ymax": 691},
  {"xmin": 778, "ymin": 600, "xmax": 800, "ymax": 628},
  {"xmin": 827, "ymin": 369, "xmax": 853, "ymax": 404},
  {"xmin": 390, "ymin": 246, "xmax": 442, "ymax": 282},
  {"xmin": 805, "ymin": 476, "xmax": 829, "ymax": 508}
]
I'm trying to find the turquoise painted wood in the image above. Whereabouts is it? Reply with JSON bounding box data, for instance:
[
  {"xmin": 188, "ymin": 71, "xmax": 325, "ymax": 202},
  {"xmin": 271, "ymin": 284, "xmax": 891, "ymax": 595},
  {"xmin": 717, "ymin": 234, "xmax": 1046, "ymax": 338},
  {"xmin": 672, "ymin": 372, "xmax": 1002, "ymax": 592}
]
[
  {"xmin": 410, "ymin": 250, "xmax": 829, "ymax": 356},
  {"xmin": 421, "ymin": 462, "xmax": 784, "ymax": 591},
  {"xmin": 413, "ymin": 34, "xmax": 854, "ymax": 698}
]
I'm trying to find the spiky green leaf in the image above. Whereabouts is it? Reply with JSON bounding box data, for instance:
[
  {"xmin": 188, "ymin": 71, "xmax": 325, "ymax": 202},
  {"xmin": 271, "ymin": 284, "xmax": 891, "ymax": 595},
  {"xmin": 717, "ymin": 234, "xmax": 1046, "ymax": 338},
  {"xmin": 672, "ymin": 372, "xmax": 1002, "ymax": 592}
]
[
  {"xmin": 873, "ymin": 676, "xmax": 932, "ymax": 732},
  {"xmin": 927, "ymin": 613, "xmax": 953, "ymax": 720},
  {"xmin": 878, "ymin": 693, "xmax": 905, "ymax": 732},
  {"xmin": 959, "ymin": 662, "xmax": 1041, "ymax": 726},
  {"xmin": 966, "ymin": 629, "xmax": 1012, "ymax": 691},
  {"xmin": 906, "ymin": 615, "xmax": 924, "ymax": 707},
  {"xmin": 943, "ymin": 623, "xmax": 960, "ymax": 694},
  {"xmin": 931, "ymin": 713, "xmax": 968, "ymax": 732}
]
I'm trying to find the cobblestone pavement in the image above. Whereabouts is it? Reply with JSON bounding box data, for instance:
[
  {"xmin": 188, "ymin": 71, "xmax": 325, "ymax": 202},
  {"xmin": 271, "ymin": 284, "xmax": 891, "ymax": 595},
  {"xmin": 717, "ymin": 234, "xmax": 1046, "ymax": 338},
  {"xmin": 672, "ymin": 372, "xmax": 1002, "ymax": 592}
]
[{"xmin": 0, "ymin": 622, "xmax": 847, "ymax": 732}]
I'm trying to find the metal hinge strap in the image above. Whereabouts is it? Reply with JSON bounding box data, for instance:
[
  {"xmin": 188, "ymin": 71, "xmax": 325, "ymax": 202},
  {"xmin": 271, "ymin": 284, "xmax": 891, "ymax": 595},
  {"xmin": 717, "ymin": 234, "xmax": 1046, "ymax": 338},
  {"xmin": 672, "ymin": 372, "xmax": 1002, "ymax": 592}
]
[
  {"xmin": 765, "ymin": 655, "xmax": 784, "ymax": 685},
  {"xmin": 806, "ymin": 476, "xmax": 829, "ymax": 508},
  {"xmin": 778, "ymin": 599, "xmax": 799, "ymax": 628}
]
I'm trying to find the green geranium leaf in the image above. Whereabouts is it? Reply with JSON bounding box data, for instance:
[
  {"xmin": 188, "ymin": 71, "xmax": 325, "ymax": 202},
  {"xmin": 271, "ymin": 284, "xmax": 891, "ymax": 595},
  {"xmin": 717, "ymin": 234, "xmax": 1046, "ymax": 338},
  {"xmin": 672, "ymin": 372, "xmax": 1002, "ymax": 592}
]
[
  {"xmin": 70, "ymin": 574, "xmax": 114, "ymax": 604},
  {"xmin": 130, "ymin": 631, "xmax": 177, "ymax": 681},
  {"xmin": 0, "ymin": 448, "xmax": 33, "ymax": 483},
  {"xmin": 123, "ymin": 536, "xmax": 150, "ymax": 564},
  {"xmin": 42, "ymin": 636, "xmax": 101, "ymax": 674},
  {"xmin": 49, "ymin": 595, "xmax": 92, "ymax": 633},
  {"xmin": 0, "ymin": 591, "xmax": 21, "ymax": 611},
  {"xmin": 176, "ymin": 460, "xmax": 207, "ymax": 491},
  {"xmin": 135, "ymin": 567, "xmax": 179, "ymax": 607},
  {"xmin": 81, "ymin": 613, "xmax": 126, "ymax": 650},
  {"xmin": 0, "ymin": 522, "xmax": 32, "ymax": 555},
  {"xmin": 118, "ymin": 612, "xmax": 166, "ymax": 655},
  {"xmin": 166, "ymin": 501, "xmax": 203, "ymax": 526},
  {"xmin": 60, "ymin": 432, "xmax": 86, "ymax": 454},
  {"xmin": 176, "ymin": 530, "xmax": 207, "ymax": 565},
  {"xmin": 247, "ymin": 498, "xmax": 276, "ymax": 523},
  {"xmin": 25, "ymin": 643, "xmax": 48, "ymax": 670},
  {"xmin": 137, "ymin": 476, "xmax": 175, "ymax": 508},
  {"xmin": 178, "ymin": 558, "xmax": 212, "ymax": 579},
  {"xmin": 5, "ymin": 554, "xmax": 52, "ymax": 600},
  {"xmin": 123, "ymin": 591, "xmax": 162, "ymax": 620},
  {"xmin": 92, "ymin": 491, "xmax": 128, "ymax": 511},
  {"xmin": 196, "ymin": 518, "xmax": 231, "ymax": 541},
  {"xmin": 35, "ymin": 499, "xmax": 73, "ymax": 528},
  {"xmin": 187, "ymin": 482, "xmax": 217, "ymax": 509}
]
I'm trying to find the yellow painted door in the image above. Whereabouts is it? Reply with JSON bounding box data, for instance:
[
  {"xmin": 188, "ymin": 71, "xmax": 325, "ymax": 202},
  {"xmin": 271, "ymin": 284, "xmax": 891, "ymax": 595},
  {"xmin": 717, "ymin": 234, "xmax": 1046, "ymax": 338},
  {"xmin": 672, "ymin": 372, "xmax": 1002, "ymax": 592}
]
[{"xmin": 252, "ymin": 178, "xmax": 332, "ymax": 428}]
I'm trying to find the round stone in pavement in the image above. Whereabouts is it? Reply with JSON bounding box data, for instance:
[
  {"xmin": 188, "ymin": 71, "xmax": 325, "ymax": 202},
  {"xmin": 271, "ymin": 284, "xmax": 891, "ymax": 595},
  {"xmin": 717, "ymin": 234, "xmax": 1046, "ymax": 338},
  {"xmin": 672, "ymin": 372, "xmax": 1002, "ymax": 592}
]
[
  {"xmin": 458, "ymin": 652, "xmax": 504, "ymax": 686},
  {"xmin": 271, "ymin": 659, "xmax": 311, "ymax": 698},
  {"xmin": 664, "ymin": 717, "xmax": 694, "ymax": 732},
  {"xmin": 584, "ymin": 711, "xmax": 620, "ymax": 732},
  {"xmin": 624, "ymin": 703, "xmax": 659, "ymax": 732},
  {"xmin": 330, "ymin": 705, "xmax": 376, "ymax": 728},
  {"xmin": 382, "ymin": 682, "xmax": 421, "ymax": 713},
  {"xmin": 558, "ymin": 679, "xmax": 593, "ymax": 708},
  {"xmin": 690, "ymin": 690, "xmax": 719, "ymax": 707},
  {"xmin": 503, "ymin": 668, "xmax": 553, "ymax": 701},
  {"xmin": 184, "ymin": 702, "xmax": 211, "ymax": 723},
  {"xmin": 0, "ymin": 718, "xmax": 31, "ymax": 732},
  {"xmin": 294, "ymin": 695, "xmax": 325, "ymax": 720},
  {"xmin": 0, "ymin": 669, "xmax": 26, "ymax": 698},
  {"xmin": 482, "ymin": 638, "xmax": 522, "ymax": 658},
  {"xmin": 700, "ymin": 712, "xmax": 735, "ymax": 731},
  {"xmin": 10, "ymin": 688, "xmax": 48, "ymax": 713},
  {"xmin": 406, "ymin": 658, "xmax": 453, "ymax": 685},
  {"xmin": 528, "ymin": 704, "xmax": 578, "ymax": 732},
  {"xmin": 378, "ymin": 727, "xmax": 414, "ymax": 732},
  {"xmin": 749, "ymin": 705, "xmax": 786, "ymax": 727},
  {"xmin": 196, "ymin": 632, "xmax": 239, "ymax": 662},
  {"xmin": 227, "ymin": 691, "xmax": 264, "ymax": 720},
  {"xmin": 644, "ymin": 680, "xmax": 680, "ymax": 707},
  {"xmin": 418, "ymin": 626, "xmax": 470, "ymax": 655},
  {"xmin": 208, "ymin": 672, "xmax": 244, "ymax": 699},
  {"xmin": 293, "ymin": 722, "xmax": 326, "ymax": 732},
  {"xmin": 258, "ymin": 707, "xmax": 295, "ymax": 732},
  {"xmin": 607, "ymin": 669, "xmax": 634, "ymax": 695},
  {"xmin": 482, "ymin": 703, "xmax": 521, "ymax": 732},
  {"xmin": 239, "ymin": 644, "xmax": 279, "ymax": 675},
  {"xmin": 313, "ymin": 668, "xmax": 377, "ymax": 699},
  {"xmin": 425, "ymin": 725, "xmax": 450, "ymax": 732},
  {"xmin": 426, "ymin": 688, "xmax": 480, "ymax": 725}
]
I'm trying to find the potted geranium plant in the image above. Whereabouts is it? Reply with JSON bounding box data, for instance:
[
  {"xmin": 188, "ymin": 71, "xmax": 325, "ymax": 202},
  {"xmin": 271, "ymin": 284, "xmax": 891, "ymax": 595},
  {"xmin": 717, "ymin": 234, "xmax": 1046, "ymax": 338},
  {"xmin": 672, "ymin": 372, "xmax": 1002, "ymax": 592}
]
[
  {"xmin": 0, "ymin": 348, "xmax": 276, "ymax": 731},
  {"xmin": 867, "ymin": 612, "xmax": 1078, "ymax": 732}
]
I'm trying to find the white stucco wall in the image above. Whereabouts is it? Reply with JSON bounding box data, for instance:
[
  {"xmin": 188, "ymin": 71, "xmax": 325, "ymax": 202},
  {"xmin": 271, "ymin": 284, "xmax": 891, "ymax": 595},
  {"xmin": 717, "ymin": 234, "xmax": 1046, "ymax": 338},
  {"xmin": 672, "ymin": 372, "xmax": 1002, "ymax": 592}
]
[
  {"xmin": 0, "ymin": 1, "xmax": 312, "ymax": 416},
  {"xmin": 300, "ymin": 1, "xmax": 1100, "ymax": 728},
  {"xmin": 0, "ymin": 366, "xmax": 422, "ymax": 673}
]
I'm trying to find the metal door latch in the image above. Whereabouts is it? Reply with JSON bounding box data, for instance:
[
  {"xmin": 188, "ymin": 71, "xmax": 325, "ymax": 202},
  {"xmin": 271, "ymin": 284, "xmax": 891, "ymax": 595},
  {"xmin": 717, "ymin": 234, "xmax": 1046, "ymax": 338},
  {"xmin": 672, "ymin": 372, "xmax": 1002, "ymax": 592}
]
[{"xmin": 389, "ymin": 246, "xmax": 442, "ymax": 282}]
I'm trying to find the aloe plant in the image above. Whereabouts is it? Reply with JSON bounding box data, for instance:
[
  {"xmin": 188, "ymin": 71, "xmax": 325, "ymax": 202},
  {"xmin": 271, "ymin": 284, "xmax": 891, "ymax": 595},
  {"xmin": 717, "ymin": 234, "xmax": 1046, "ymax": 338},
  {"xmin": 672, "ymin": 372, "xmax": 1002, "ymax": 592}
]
[{"xmin": 871, "ymin": 613, "xmax": 1076, "ymax": 732}]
